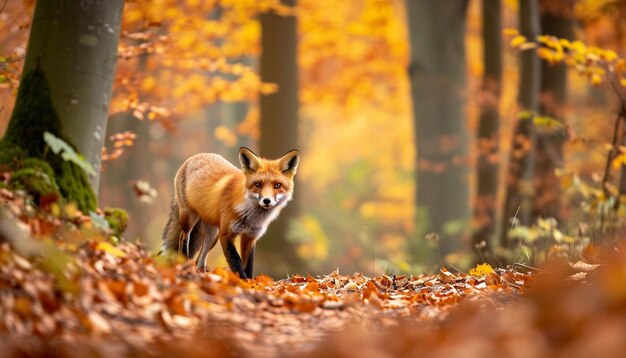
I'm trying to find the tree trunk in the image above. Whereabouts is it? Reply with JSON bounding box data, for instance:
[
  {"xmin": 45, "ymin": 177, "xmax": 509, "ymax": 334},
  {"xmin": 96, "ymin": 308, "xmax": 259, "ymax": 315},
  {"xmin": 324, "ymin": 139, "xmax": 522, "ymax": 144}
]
[
  {"xmin": 500, "ymin": 0, "xmax": 541, "ymax": 245},
  {"xmin": 0, "ymin": 0, "xmax": 124, "ymax": 212},
  {"xmin": 405, "ymin": 0, "xmax": 470, "ymax": 256},
  {"xmin": 21, "ymin": 0, "xmax": 124, "ymax": 192},
  {"xmin": 532, "ymin": 1, "xmax": 574, "ymax": 221},
  {"xmin": 258, "ymin": 0, "xmax": 302, "ymax": 276},
  {"xmin": 472, "ymin": 0, "xmax": 502, "ymax": 257},
  {"xmin": 100, "ymin": 112, "xmax": 151, "ymax": 238}
]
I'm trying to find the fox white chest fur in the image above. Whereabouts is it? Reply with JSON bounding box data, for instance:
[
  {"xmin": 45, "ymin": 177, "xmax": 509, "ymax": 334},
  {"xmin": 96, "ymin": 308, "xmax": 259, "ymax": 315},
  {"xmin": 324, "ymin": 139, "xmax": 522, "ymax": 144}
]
[{"xmin": 231, "ymin": 199, "xmax": 284, "ymax": 238}]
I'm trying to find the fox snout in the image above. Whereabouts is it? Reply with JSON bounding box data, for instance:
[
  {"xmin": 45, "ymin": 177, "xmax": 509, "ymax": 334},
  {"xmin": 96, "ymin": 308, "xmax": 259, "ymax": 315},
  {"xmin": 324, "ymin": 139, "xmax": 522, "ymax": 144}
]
[
  {"xmin": 260, "ymin": 197, "xmax": 274, "ymax": 209},
  {"xmin": 249, "ymin": 192, "xmax": 288, "ymax": 209}
]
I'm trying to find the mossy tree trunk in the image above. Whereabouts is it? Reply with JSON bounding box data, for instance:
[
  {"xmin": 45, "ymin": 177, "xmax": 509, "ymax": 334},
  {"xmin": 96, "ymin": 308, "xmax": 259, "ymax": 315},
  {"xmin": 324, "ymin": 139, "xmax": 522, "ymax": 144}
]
[
  {"xmin": 23, "ymin": 0, "xmax": 124, "ymax": 191},
  {"xmin": 258, "ymin": 0, "xmax": 304, "ymax": 276},
  {"xmin": 405, "ymin": 0, "xmax": 470, "ymax": 256},
  {"xmin": 0, "ymin": 0, "xmax": 124, "ymax": 211}
]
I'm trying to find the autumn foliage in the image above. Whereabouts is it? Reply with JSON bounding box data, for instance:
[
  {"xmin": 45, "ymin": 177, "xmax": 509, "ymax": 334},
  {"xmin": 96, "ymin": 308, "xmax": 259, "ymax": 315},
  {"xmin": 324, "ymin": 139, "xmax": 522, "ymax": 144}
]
[{"xmin": 3, "ymin": 0, "xmax": 626, "ymax": 356}]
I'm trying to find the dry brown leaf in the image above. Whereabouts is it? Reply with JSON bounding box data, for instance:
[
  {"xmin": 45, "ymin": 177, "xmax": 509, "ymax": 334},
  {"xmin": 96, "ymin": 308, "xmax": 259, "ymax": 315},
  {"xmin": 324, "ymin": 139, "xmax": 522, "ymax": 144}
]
[{"xmin": 569, "ymin": 261, "xmax": 601, "ymax": 273}]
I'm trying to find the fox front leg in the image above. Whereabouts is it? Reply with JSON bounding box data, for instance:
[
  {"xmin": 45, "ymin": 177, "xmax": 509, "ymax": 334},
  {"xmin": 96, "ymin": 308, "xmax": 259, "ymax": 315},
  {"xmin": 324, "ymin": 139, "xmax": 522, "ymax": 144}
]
[
  {"xmin": 219, "ymin": 232, "xmax": 246, "ymax": 278},
  {"xmin": 240, "ymin": 235, "xmax": 257, "ymax": 279}
]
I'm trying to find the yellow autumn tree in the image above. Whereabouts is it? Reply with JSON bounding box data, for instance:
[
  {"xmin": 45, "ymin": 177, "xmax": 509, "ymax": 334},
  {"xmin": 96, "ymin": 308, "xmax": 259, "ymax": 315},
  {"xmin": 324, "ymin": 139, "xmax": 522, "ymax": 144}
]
[{"xmin": 295, "ymin": 0, "xmax": 416, "ymax": 273}]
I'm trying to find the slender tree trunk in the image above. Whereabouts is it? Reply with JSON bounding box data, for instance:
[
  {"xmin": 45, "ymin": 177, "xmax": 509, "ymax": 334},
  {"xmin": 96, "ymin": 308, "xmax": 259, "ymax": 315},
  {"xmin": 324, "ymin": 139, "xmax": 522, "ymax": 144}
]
[
  {"xmin": 618, "ymin": 103, "xmax": 626, "ymax": 199},
  {"xmin": 500, "ymin": 0, "xmax": 541, "ymax": 246},
  {"xmin": 472, "ymin": 0, "xmax": 502, "ymax": 257},
  {"xmin": 533, "ymin": 0, "xmax": 574, "ymax": 221},
  {"xmin": 100, "ymin": 112, "xmax": 151, "ymax": 238},
  {"xmin": 259, "ymin": 0, "xmax": 302, "ymax": 276},
  {"xmin": 21, "ymin": 0, "xmax": 124, "ymax": 192},
  {"xmin": 406, "ymin": 0, "xmax": 470, "ymax": 256}
]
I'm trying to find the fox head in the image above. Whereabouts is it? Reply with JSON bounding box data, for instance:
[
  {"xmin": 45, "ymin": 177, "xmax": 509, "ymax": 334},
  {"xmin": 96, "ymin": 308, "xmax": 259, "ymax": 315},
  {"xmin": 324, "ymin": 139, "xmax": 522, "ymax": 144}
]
[{"xmin": 239, "ymin": 147, "xmax": 300, "ymax": 210}]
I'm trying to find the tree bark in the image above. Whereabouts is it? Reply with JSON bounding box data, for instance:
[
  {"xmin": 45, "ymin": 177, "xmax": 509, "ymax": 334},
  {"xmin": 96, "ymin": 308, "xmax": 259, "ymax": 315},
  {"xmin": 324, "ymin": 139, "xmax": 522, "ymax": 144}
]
[
  {"xmin": 472, "ymin": 0, "xmax": 502, "ymax": 256},
  {"xmin": 100, "ymin": 112, "xmax": 151, "ymax": 238},
  {"xmin": 21, "ymin": 0, "xmax": 124, "ymax": 192},
  {"xmin": 259, "ymin": 0, "xmax": 302, "ymax": 276},
  {"xmin": 0, "ymin": 0, "xmax": 124, "ymax": 212},
  {"xmin": 533, "ymin": 0, "xmax": 574, "ymax": 221},
  {"xmin": 500, "ymin": 0, "xmax": 541, "ymax": 245},
  {"xmin": 405, "ymin": 0, "xmax": 470, "ymax": 255}
]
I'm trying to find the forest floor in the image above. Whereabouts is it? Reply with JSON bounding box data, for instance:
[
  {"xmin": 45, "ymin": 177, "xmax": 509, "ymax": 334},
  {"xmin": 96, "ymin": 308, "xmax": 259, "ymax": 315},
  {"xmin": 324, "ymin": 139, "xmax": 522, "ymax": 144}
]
[{"xmin": 2, "ymin": 187, "xmax": 626, "ymax": 357}]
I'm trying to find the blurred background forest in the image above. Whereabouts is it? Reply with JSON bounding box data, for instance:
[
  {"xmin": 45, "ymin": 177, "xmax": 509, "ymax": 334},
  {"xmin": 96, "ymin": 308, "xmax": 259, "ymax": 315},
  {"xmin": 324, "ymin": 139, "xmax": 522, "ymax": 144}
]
[{"xmin": 1, "ymin": 0, "xmax": 626, "ymax": 277}]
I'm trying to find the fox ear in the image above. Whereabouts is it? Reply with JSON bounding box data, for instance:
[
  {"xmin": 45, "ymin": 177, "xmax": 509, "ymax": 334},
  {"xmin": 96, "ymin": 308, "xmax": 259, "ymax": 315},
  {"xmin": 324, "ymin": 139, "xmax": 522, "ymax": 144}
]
[
  {"xmin": 279, "ymin": 149, "xmax": 300, "ymax": 177},
  {"xmin": 239, "ymin": 147, "xmax": 261, "ymax": 173}
]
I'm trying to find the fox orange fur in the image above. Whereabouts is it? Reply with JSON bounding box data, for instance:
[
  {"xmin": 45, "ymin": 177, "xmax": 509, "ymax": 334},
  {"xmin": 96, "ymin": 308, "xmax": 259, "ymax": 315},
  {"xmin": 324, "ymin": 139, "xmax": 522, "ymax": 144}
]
[{"xmin": 160, "ymin": 147, "xmax": 300, "ymax": 278}]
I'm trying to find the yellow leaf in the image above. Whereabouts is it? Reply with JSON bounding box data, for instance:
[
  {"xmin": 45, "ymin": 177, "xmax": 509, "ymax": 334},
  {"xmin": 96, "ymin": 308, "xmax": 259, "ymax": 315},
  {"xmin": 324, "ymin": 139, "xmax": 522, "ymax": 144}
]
[
  {"xmin": 537, "ymin": 47, "xmax": 555, "ymax": 63},
  {"xmin": 260, "ymin": 82, "xmax": 278, "ymax": 95},
  {"xmin": 510, "ymin": 35, "xmax": 527, "ymax": 48},
  {"xmin": 96, "ymin": 241, "xmax": 126, "ymax": 258},
  {"xmin": 602, "ymin": 49, "xmax": 617, "ymax": 62},
  {"xmin": 533, "ymin": 115, "xmax": 564, "ymax": 129},
  {"xmin": 141, "ymin": 76, "xmax": 156, "ymax": 91},
  {"xmin": 590, "ymin": 73, "xmax": 602, "ymax": 86},
  {"xmin": 537, "ymin": 35, "xmax": 549, "ymax": 44},
  {"xmin": 612, "ymin": 155, "xmax": 626, "ymax": 170},
  {"xmin": 469, "ymin": 263, "xmax": 494, "ymax": 276},
  {"xmin": 553, "ymin": 229, "xmax": 564, "ymax": 242},
  {"xmin": 64, "ymin": 202, "xmax": 79, "ymax": 218},
  {"xmin": 571, "ymin": 40, "xmax": 587, "ymax": 53}
]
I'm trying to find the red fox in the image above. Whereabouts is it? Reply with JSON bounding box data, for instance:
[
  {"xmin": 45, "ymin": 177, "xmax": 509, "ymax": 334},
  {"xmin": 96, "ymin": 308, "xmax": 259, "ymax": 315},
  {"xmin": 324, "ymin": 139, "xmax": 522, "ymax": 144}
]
[{"xmin": 160, "ymin": 147, "xmax": 300, "ymax": 278}]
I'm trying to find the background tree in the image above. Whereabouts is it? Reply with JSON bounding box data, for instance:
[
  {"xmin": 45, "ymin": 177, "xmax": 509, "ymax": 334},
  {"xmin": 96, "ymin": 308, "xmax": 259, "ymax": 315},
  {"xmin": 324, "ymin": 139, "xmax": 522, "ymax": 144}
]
[
  {"xmin": 532, "ymin": 0, "xmax": 574, "ymax": 222},
  {"xmin": 0, "ymin": 0, "xmax": 125, "ymax": 211},
  {"xmin": 405, "ymin": 0, "xmax": 470, "ymax": 255},
  {"xmin": 500, "ymin": 0, "xmax": 541, "ymax": 246},
  {"xmin": 258, "ymin": 0, "xmax": 303, "ymax": 275},
  {"xmin": 472, "ymin": 0, "xmax": 502, "ymax": 258}
]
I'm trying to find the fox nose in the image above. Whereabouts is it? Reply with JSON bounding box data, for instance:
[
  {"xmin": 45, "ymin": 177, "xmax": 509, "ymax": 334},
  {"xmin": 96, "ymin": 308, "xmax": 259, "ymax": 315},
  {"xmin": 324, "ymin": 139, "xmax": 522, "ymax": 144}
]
[{"xmin": 263, "ymin": 198, "xmax": 271, "ymax": 205}]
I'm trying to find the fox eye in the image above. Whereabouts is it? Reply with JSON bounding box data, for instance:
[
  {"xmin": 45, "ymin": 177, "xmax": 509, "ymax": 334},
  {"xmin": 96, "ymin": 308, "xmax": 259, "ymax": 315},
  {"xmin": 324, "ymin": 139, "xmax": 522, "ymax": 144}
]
[
  {"xmin": 254, "ymin": 182, "xmax": 262, "ymax": 188},
  {"xmin": 274, "ymin": 183, "xmax": 282, "ymax": 189}
]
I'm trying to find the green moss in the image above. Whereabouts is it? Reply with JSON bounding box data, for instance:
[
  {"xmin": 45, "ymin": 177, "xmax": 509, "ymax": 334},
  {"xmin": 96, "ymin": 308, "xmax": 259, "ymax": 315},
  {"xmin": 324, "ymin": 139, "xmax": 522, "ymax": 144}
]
[
  {"xmin": 22, "ymin": 158, "xmax": 55, "ymax": 179},
  {"xmin": 0, "ymin": 67, "xmax": 97, "ymax": 212},
  {"xmin": 103, "ymin": 207, "xmax": 129, "ymax": 237},
  {"xmin": 10, "ymin": 167, "xmax": 60, "ymax": 202},
  {"xmin": 9, "ymin": 158, "xmax": 61, "ymax": 205},
  {"xmin": 55, "ymin": 159, "xmax": 97, "ymax": 212},
  {"xmin": 0, "ymin": 142, "xmax": 26, "ymax": 168},
  {"xmin": 1, "ymin": 68, "xmax": 63, "ymax": 154}
]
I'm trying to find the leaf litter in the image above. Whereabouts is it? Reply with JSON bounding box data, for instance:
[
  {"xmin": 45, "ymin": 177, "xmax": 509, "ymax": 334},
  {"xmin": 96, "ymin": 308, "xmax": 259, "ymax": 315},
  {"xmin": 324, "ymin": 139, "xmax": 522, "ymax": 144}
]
[{"xmin": 2, "ymin": 187, "xmax": 626, "ymax": 357}]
